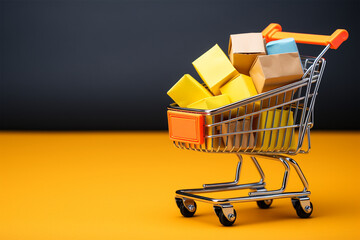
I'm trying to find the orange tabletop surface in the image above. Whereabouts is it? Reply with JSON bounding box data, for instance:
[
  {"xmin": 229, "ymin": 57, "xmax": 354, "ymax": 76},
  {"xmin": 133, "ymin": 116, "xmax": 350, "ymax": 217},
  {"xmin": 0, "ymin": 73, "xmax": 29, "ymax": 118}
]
[{"xmin": 0, "ymin": 131, "xmax": 359, "ymax": 239}]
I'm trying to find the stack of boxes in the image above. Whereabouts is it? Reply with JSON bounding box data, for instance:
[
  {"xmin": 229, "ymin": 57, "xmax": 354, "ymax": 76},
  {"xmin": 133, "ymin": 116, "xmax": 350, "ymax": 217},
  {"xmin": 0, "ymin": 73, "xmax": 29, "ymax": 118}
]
[{"xmin": 167, "ymin": 33, "xmax": 304, "ymax": 151}]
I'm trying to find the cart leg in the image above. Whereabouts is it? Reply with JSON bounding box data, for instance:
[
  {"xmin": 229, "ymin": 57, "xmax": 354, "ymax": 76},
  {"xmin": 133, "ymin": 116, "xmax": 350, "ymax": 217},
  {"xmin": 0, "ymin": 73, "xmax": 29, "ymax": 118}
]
[
  {"xmin": 285, "ymin": 157, "xmax": 309, "ymax": 191},
  {"xmin": 249, "ymin": 156, "xmax": 290, "ymax": 196},
  {"xmin": 174, "ymin": 154, "xmax": 313, "ymax": 222},
  {"xmin": 250, "ymin": 156, "xmax": 265, "ymax": 184},
  {"xmin": 285, "ymin": 157, "xmax": 313, "ymax": 217},
  {"xmin": 203, "ymin": 154, "xmax": 266, "ymax": 189},
  {"xmin": 202, "ymin": 154, "xmax": 243, "ymax": 188}
]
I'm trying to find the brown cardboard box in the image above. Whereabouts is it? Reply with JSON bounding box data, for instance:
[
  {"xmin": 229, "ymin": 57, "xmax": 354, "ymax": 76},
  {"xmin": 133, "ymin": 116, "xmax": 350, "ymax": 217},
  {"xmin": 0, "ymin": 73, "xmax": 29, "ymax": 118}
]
[
  {"xmin": 249, "ymin": 52, "xmax": 304, "ymax": 93},
  {"xmin": 221, "ymin": 119, "xmax": 254, "ymax": 150},
  {"xmin": 228, "ymin": 33, "xmax": 266, "ymax": 75}
]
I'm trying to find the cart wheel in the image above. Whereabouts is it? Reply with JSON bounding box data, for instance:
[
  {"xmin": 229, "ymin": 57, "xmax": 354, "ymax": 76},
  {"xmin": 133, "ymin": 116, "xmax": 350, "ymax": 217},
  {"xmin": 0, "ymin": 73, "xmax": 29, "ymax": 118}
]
[
  {"xmin": 213, "ymin": 206, "xmax": 222, "ymax": 218},
  {"xmin": 291, "ymin": 198, "xmax": 298, "ymax": 209},
  {"xmin": 218, "ymin": 209, "xmax": 237, "ymax": 226},
  {"xmin": 175, "ymin": 198, "xmax": 183, "ymax": 209},
  {"xmin": 292, "ymin": 199, "xmax": 313, "ymax": 218},
  {"xmin": 175, "ymin": 198, "xmax": 197, "ymax": 217},
  {"xmin": 256, "ymin": 199, "xmax": 273, "ymax": 209}
]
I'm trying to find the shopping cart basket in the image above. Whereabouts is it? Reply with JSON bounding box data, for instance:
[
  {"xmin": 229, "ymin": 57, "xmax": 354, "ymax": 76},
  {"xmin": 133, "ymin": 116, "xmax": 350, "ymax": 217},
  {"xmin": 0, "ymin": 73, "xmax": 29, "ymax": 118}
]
[{"xmin": 167, "ymin": 23, "xmax": 348, "ymax": 226}]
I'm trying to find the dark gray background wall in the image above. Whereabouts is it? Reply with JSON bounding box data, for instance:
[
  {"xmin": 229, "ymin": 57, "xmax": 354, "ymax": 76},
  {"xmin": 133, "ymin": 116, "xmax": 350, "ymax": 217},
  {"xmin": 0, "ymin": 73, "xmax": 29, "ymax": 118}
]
[{"xmin": 0, "ymin": 0, "xmax": 358, "ymax": 130}]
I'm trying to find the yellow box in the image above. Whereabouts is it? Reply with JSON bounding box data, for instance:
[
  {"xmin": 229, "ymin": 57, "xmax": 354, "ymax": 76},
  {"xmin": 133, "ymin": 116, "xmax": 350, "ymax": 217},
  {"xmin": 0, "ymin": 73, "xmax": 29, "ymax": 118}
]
[
  {"xmin": 220, "ymin": 74, "xmax": 260, "ymax": 113},
  {"xmin": 192, "ymin": 44, "xmax": 238, "ymax": 95},
  {"xmin": 187, "ymin": 94, "xmax": 231, "ymax": 110},
  {"xmin": 167, "ymin": 74, "xmax": 212, "ymax": 108},
  {"xmin": 220, "ymin": 74, "xmax": 258, "ymax": 103},
  {"xmin": 254, "ymin": 109, "xmax": 297, "ymax": 151}
]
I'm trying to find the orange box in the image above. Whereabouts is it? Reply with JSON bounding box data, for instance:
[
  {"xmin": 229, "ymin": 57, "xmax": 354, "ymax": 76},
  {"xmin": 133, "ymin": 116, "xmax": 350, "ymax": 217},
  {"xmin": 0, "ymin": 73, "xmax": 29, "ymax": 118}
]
[{"xmin": 167, "ymin": 111, "xmax": 205, "ymax": 145}]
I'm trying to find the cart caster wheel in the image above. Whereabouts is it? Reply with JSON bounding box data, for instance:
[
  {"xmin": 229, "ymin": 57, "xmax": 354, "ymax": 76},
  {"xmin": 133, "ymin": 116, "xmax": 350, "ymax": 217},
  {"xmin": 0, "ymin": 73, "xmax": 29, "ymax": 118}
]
[
  {"xmin": 291, "ymin": 199, "xmax": 313, "ymax": 218},
  {"xmin": 291, "ymin": 198, "xmax": 298, "ymax": 209},
  {"xmin": 175, "ymin": 198, "xmax": 196, "ymax": 217},
  {"xmin": 213, "ymin": 206, "xmax": 221, "ymax": 217},
  {"xmin": 214, "ymin": 206, "xmax": 236, "ymax": 226},
  {"xmin": 175, "ymin": 198, "xmax": 183, "ymax": 209},
  {"xmin": 219, "ymin": 209, "xmax": 237, "ymax": 226},
  {"xmin": 257, "ymin": 199, "xmax": 273, "ymax": 209}
]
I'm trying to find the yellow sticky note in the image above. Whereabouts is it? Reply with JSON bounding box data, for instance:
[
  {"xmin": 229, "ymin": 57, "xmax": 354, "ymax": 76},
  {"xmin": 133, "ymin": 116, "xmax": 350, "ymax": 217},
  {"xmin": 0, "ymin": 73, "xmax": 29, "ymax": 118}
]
[
  {"xmin": 187, "ymin": 94, "xmax": 231, "ymax": 110},
  {"xmin": 255, "ymin": 109, "xmax": 297, "ymax": 151},
  {"xmin": 192, "ymin": 44, "xmax": 238, "ymax": 95},
  {"xmin": 167, "ymin": 74, "xmax": 212, "ymax": 107}
]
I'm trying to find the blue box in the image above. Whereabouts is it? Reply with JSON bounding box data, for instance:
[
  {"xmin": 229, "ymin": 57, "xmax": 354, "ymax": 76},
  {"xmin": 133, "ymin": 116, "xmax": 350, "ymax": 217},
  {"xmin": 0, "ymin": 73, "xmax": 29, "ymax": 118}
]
[{"xmin": 266, "ymin": 38, "xmax": 299, "ymax": 55}]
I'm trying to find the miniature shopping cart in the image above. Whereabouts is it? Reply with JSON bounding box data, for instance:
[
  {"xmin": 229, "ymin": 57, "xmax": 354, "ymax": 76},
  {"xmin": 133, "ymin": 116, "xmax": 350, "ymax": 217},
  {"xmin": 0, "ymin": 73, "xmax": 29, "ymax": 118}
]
[{"xmin": 167, "ymin": 24, "xmax": 348, "ymax": 226}]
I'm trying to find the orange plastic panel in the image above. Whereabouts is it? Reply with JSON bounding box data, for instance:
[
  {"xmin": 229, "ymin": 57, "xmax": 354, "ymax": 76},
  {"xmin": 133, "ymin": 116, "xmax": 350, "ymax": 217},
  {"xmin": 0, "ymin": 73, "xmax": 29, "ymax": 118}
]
[
  {"xmin": 167, "ymin": 110, "xmax": 204, "ymax": 144},
  {"xmin": 262, "ymin": 23, "xmax": 348, "ymax": 49}
]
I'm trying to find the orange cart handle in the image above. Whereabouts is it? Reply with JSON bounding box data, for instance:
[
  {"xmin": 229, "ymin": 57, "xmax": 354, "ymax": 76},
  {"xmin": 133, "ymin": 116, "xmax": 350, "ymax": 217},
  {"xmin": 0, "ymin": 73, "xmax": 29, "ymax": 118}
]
[{"xmin": 262, "ymin": 23, "xmax": 348, "ymax": 49}]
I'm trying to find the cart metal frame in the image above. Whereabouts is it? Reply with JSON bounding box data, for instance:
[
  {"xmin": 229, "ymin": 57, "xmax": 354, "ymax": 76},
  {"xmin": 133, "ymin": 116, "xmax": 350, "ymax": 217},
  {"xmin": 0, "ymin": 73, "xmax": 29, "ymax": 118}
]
[{"xmin": 168, "ymin": 24, "xmax": 348, "ymax": 226}]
